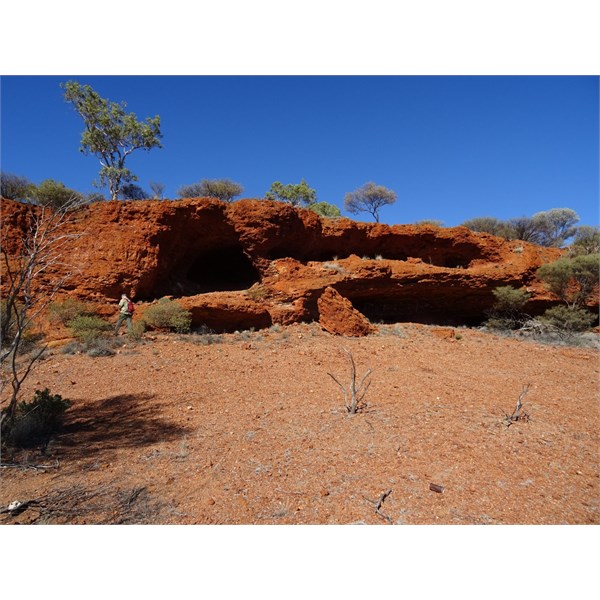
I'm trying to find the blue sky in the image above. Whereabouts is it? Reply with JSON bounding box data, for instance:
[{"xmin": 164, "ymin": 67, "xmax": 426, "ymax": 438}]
[{"xmin": 1, "ymin": 76, "xmax": 598, "ymax": 228}]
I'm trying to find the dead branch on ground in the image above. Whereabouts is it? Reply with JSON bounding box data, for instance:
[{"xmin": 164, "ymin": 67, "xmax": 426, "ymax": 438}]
[
  {"xmin": 504, "ymin": 384, "xmax": 531, "ymax": 427},
  {"xmin": 364, "ymin": 489, "xmax": 393, "ymax": 523}
]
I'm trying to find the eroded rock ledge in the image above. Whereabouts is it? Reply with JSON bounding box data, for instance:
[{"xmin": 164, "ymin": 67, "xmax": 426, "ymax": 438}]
[{"xmin": 1, "ymin": 197, "xmax": 564, "ymax": 332}]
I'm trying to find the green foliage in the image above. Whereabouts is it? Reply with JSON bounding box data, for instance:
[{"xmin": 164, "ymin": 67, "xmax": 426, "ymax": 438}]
[
  {"xmin": 32, "ymin": 178, "xmax": 84, "ymax": 209},
  {"xmin": 308, "ymin": 201, "xmax": 341, "ymax": 218},
  {"xmin": 461, "ymin": 209, "xmax": 580, "ymax": 247},
  {"xmin": 539, "ymin": 305, "xmax": 596, "ymax": 333},
  {"xmin": 128, "ymin": 319, "xmax": 146, "ymax": 341},
  {"xmin": 485, "ymin": 285, "xmax": 531, "ymax": 330},
  {"xmin": 491, "ymin": 286, "xmax": 530, "ymax": 313},
  {"xmin": 344, "ymin": 182, "xmax": 397, "ymax": 223},
  {"xmin": 177, "ymin": 179, "xmax": 243, "ymax": 202},
  {"xmin": 4, "ymin": 389, "xmax": 72, "ymax": 448},
  {"xmin": 62, "ymin": 81, "xmax": 162, "ymax": 201},
  {"xmin": 1, "ymin": 172, "xmax": 35, "ymax": 201},
  {"xmin": 537, "ymin": 254, "xmax": 600, "ymax": 308},
  {"xmin": 68, "ymin": 314, "xmax": 111, "ymax": 342},
  {"xmin": 143, "ymin": 298, "xmax": 192, "ymax": 333},
  {"xmin": 532, "ymin": 208, "xmax": 579, "ymax": 247},
  {"xmin": 461, "ymin": 217, "xmax": 514, "ymax": 238},
  {"xmin": 265, "ymin": 179, "xmax": 316, "ymax": 207},
  {"xmin": 48, "ymin": 298, "xmax": 94, "ymax": 326},
  {"xmin": 569, "ymin": 225, "xmax": 600, "ymax": 256}
]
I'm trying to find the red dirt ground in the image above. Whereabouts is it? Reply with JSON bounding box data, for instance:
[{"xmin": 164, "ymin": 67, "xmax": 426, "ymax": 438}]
[{"xmin": 1, "ymin": 322, "xmax": 599, "ymax": 525}]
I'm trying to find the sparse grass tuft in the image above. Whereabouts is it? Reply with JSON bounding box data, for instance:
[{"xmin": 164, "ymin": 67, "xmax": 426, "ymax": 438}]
[{"xmin": 246, "ymin": 284, "xmax": 269, "ymax": 301}]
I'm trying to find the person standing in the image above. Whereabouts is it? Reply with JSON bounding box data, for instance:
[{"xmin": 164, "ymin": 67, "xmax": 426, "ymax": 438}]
[{"xmin": 114, "ymin": 293, "xmax": 134, "ymax": 335}]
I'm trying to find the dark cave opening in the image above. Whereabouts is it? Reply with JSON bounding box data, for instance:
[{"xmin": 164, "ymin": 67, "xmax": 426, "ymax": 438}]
[
  {"xmin": 350, "ymin": 295, "xmax": 487, "ymax": 327},
  {"xmin": 184, "ymin": 245, "xmax": 261, "ymax": 293}
]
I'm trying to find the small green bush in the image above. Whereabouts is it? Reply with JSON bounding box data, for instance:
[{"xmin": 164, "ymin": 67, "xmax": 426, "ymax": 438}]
[
  {"xmin": 143, "ymin": 298, "xmax": 192, "ymax": 333},
  {"xmin": 48, "ymin": 298, "xmax": 95, "ymax": 325},
  {"xmin": 68, "ymin": 314, "xmax": 111, "ymax": 342},
  {"xmin": 128, "ymin": 319, "xmax": 146, "ymax": 341},
  {"xmin": 5, "ymin": 389, "xmax": 72, "ymax": 448},
  {"xmin": 539, "ymin": 305, "xmax": 596, "ymax": 333},
  {"xmin": 485, "ymin": 286, "xmax": 531, "ymax": 330}
]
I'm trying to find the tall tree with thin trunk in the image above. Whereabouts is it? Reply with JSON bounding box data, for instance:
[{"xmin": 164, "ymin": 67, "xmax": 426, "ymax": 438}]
[{"xmin": 62, "ymin": 81, "xmax": 162, "ymax": 201}]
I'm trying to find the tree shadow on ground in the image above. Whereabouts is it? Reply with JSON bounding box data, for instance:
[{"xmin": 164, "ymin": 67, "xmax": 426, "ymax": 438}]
[{"xmin": 54, "ymin": 393, "xmax": 191, "ymax": 462}]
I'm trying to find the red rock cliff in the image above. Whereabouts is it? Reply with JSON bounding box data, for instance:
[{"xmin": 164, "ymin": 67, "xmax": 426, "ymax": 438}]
[{"xmin": 1, "ymin": 197, "xmax": 565, "ymax": 332}]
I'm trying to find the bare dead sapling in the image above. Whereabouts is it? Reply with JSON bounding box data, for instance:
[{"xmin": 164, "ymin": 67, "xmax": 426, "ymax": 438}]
[
  {"xmin": 1, "ymin": 196, "xmax": 84, "ymax": 438},
  {"xmin": 504, "ymin": 384, "xmax": 532, "ymax": 427},
  {"xmin": 327, "ymin": 349, "xmax": 372, "ymax": 415}
]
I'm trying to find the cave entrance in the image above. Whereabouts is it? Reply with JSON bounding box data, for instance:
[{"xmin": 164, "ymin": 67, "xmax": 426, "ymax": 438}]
[
  {"xmin": 351, "ymin": 295, "xmax": 487, "ymax": 327},
  {"xmin": 185, "ymin": 245, "xmax": 261, "ymax": 293}
]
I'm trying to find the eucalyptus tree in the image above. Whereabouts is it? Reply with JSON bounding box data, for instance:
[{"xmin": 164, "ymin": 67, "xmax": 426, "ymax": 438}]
[{"xmin": 62, "ymin": 81, "xmax": 162, "ymax": 200}]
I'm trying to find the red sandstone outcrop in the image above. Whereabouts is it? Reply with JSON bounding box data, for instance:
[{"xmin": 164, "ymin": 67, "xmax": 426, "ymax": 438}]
[
  {"xmin": 1, "ymin": 197, "xmax": 570, "ymax": 333},
  {"xmin": 317, "ymin": 286, "xmax": 377, "ymax": 337}
]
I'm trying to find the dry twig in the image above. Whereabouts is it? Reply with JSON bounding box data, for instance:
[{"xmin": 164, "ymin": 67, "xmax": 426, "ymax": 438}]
[
  {"xmin": 365, "ymin": 489, "xmax": 393, "ymax": 523},
  {"xmin": 504, "ymin": 384, "xmax": 532, "ymax": 427},
  {"xmin": 327, "ymin": 348, "xmax": 372, "ymax": 415}
]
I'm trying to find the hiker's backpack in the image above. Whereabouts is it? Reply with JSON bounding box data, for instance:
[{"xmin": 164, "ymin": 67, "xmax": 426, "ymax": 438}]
[{"xmin": 127, "ymin": 299, "xmax": 135, "ymax": 314}]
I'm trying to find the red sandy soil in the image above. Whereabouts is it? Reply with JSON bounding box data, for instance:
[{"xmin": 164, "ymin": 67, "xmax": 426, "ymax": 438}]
[{"xmin": 1, "ymin": 322, "xmax": 598, "ymax": 525}]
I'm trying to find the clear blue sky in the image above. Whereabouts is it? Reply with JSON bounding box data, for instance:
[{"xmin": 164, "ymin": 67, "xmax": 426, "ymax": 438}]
[{"xmin": 1, "ymin": 75, "xmax": 598, "ymax": 227}]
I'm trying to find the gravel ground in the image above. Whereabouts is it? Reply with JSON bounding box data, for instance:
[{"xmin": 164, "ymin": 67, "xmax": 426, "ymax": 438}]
[{"xmin": 2, "ymin": 322, "xmax": 599, "ymax": 525}]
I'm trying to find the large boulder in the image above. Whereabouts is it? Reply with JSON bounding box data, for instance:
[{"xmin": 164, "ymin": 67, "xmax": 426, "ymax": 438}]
[{"xmin": 317, "ymin": 286, "xmax": 377, "ymax": 337}]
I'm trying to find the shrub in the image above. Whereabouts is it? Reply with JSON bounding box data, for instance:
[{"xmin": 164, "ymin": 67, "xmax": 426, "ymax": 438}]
[
  {"xmin": 4, "ymin": 388, "xmax": 72, "ymax": 448},
  {"xmin": 129, "ymin": 319, "xmax": 146, "ymax": 340},
  {"xmin": 264, "ymin": 179, "xmax": 316, "ymax": 207},
  {"xmin": 143, "ymin": 298, "xmax": 192, "ymax": 333},
  {"xmin": 461, "ymin": 217, "xmax": 514, "ymax": 238},
  {"xmin": 48, "ymin": 298, "xmax": 94, "ymax": 325},
  {"xmin": 537, "ymin": 254, "xmax": 600, "ymax": 308},
  {"xmin": 1, "ymin": 172, "xmax": 35, "ymax": 201},
  {"xmin": 309, "ymin": 201, "xmax": 341, "ymax": 218},
  {"xmin": 569, "ymin": 226, "xmax": 600, "ymax": 256},
  {"xmin": 68, "ymin": 314, "xmax": 111, "ymax": 342},
  {"xmin": 178, "ymin": 179, "xmax": 243, "ymax": 202},
  {"xmin": 484, "ymin": 286, "xmax": 531, "ymax": 330},
  {"xmin": 119, "ymin": 183, "xmax": 148, "ymax": 200},
  {"xmin": 415, "ymin": 219, "xmax": 444, "ymax": 227},
  {"xmin": 539, "ymin": 305, "xmax": 596, "ymax": 334},
  {"xmin": 32, "ymin": 178, "xmax": 84, "ymax": 209}
]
